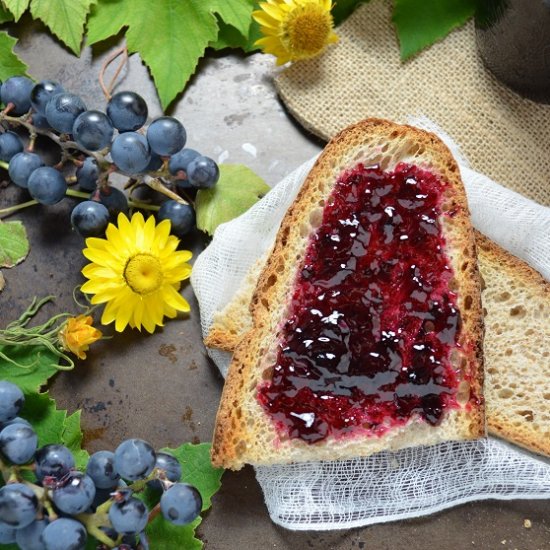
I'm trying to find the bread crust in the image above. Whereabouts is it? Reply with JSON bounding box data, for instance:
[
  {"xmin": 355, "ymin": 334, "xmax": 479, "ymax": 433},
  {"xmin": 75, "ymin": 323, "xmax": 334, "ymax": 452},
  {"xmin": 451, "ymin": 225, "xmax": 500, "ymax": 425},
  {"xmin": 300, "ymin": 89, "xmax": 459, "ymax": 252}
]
[{"xmin": 211, "ymin": 119, "xmax": 484, "ymax": 470}]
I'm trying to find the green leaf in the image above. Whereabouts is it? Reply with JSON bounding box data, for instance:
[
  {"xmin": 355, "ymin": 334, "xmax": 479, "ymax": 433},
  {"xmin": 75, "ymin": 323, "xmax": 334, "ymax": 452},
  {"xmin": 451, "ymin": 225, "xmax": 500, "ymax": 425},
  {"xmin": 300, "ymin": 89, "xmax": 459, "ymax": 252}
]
[
  {"xmin": 393, "ymin": 0, "xmax": 476, "ymax": 61},
  {"xmin": 0, "ymin": 220, "xmax": 29, "ymax": 268},
  {"xmin": 196, "ymin": 164, "xmax": 269, "ymax": 236},
  {"xmin": 63, "ymin": 410, "xmax": 89, "ymax": 468},
  {"xmin": 29, "ymin": 0, "xmax": 96, "ymax": 54},
  {"xmin": 2, "ymin": 0, "xmax": 29, "ymax": 21},
  {"xmin": 0, "ymin": 31, "xmax": 28, "ymax": 81},
  {"xmin": 0, "ymin": 3, "xmax": 14, "ymax": 23},
  {"xmin": 86, "ymin": 0, "xmax": 127, "ymax": 45},
  {"xmin": 0, "ymin": 345, "xmax": 59, "ymax": 394},
  {"xmin": 332, "ymin": 0, "xmax": 370, "ymax": 26},
  {"xmin": 210, "ymin": 20, "xmax": 250, "ymax": 51},
  {"xmin": 141, "ymin": 443, "xmax": 223, "ymax": 549}
]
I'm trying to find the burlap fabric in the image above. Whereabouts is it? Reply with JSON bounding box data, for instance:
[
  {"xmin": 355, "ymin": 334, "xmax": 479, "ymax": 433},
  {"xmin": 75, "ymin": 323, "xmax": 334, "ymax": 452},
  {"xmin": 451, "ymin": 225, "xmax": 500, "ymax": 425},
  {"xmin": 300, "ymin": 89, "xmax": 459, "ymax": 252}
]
[{"xmin": 275, "ymin": 0, "xmax": 550, "ymax": 206}]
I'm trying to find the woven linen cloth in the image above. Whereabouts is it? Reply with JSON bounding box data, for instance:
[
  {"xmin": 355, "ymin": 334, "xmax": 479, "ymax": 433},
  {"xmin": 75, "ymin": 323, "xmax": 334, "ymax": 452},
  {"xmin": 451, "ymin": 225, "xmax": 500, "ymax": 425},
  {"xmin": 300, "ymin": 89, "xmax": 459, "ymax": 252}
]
[
  {"xmin": 274, "ymin": 0, "xmax": 550, "ymax": 207},
  {"xmin": 191, "ymin": 120, "xmax": 550, "ymax": 530}
]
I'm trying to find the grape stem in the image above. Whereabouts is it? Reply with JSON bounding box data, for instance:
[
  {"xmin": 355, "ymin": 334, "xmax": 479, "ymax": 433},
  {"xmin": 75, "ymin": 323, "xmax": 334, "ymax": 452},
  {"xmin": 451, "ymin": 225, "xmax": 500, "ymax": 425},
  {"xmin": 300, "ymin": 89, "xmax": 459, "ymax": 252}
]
[
  {"xmin": 77, "ymin": 499, "xmax": 120, "ymax": 549},
  {"xmin": 0, "ymin": 160, "xmax": 8, "ymax": 170},
  {"xmin": 99, "ymin": 45, "xmax": 128, "ymax": 101}
]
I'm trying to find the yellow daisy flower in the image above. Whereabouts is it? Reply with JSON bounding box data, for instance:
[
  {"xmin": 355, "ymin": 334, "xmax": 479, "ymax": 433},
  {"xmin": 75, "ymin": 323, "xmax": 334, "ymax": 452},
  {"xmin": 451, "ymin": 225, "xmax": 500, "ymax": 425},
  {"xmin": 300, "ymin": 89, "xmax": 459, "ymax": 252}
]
[
  {"xmin": 253, "ymin": 0, "xmax": 339, "ymax": 65},
  {"xmin": 80, "ymin": 212, "xmax": 192, "ymax": 334},
  {"xmin": 58, "ymin": 315, "xmax": 102, "ymax": 360}
]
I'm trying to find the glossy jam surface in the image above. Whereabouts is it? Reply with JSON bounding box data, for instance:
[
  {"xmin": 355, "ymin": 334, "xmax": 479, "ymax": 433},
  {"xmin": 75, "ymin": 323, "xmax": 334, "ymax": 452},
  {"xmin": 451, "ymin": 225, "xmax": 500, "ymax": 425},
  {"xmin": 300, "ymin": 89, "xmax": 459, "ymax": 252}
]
[{"xmin": 258, "ymin": 163, "xmax": 462, "ymax": 443}]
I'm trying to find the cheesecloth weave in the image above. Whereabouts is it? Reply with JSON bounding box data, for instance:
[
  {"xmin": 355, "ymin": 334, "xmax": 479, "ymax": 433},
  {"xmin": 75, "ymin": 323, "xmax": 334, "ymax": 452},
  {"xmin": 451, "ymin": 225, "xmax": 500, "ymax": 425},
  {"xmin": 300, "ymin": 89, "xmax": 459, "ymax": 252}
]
[{"xmin": 191, "ymin": 120, "xmax": 550, "ymax": 530}]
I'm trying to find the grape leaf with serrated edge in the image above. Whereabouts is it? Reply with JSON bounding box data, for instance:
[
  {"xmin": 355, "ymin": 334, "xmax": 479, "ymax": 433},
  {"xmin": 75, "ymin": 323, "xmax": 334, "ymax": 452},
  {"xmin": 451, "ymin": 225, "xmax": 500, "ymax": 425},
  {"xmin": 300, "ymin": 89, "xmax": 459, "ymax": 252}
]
[
  {"xmin": 140, "ymin": 443, "xmax": 224, "ymax": 550},
  {"xmin": 0, "ymin": 31, "xmax": 28, "ymax": 81},
  {"xmin": 0, "ymin": 3, "xmax": 14, "ymax": 23},
  {"xmin": 29, "ymin": 0, "xmax": 96, "ymax": 54},
  {"xmin": 0, "ymin": 220, "xmax": 29, "ymax": 268},
  {"xmin": 196, "ymin": 164, "xmax": 270, "ymax": 236},
  {"xmin": 393, "ymin": 0, "xmax": 477, "ymax": 61},
  {"xmin": 87, "ymin": 0, "xmax": 254, "ymax": 109},
  {"xmin": 2, "ymin": 0, "xmax": 29, "ymax": 21}
]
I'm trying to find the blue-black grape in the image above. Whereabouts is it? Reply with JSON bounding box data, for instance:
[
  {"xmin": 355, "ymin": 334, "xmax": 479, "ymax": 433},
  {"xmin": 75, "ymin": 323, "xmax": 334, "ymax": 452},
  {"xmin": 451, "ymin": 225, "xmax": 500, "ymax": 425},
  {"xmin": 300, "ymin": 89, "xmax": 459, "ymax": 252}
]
[
  {"xmin": 71, "ymin": 200, "xmax": 110, "ymax": 238},
  {"xmin": 108, "ymin": 496, "xmax": 149, "ymax": 535},
  {"xmin": 27, "ymin": 166, "xmax": 67, "ymax": 205},
  {"xmin": 110, "ymin": 132, "xmax": 151, "ymax": 174},
  {"xmin": 146, "ymin": 116, "xmax": 186, "ymax": 156},
  {"xmin": 142, "ymin": 152, "xmax": 163, "ymax": 173},
  {"xmin": 72, "ymin": 110, "xmax": 114, "ymax": 151},
  {"xmin": 107, "ymin": 91, "xmax": 148, "ymax": 132},
  {"xmin": 31, "ymin": 112, "xmax": 50, "ymax": 129},
  {"xmin": 168, "ymin": 147, "xmax": 200, "ymax": 183},
  {"xmin": 114, "ymin": 438, "xmax": 156, "ymax": 481},
  {"xmin": 76, "ymin": 157, "xmax": 99, "ymax": 191},
  {"xmin": 45, "ymin": 93, "xmax": 86, "ymax": 133},
  {"xmin": 15, "ymin": 518, "xmax": 48, "ymax": 550},
  {"xmin": 86, "ymin": 450, "xmax": 120, "ymax": 489},
  {"xmin": 0, "ymin": 416, "xmax": 31, "ymax": 430},
  {"xmin": 51, "ymin": 472, "xmax": 96, "ymax": 515},
  {"xmin": 95, "ymin": 185, "xmax": 129, "ymax": 219},
  {"xmin": 35, "ymin": 444, "xmax": 75, "ymax": 482},
  {"xmin": 0, "ymin": 483, "xmax": 38, "ymax": 528},
  {"xmin": 8, "ymin": 152, "xmax": 44, "ymax": 189},
  {"xmin": 30, "ymin": 80, "xmax": 64, "ymax": 114},
  {"xmin": 0, "ymin": 522, "xmax": 16, "ymax": 544},
  {"xmin": 1, "ymin": 76, "xmax": 34, "ymax": 115},
  {"xmin": 0, "ymin": 381, "xmax": 24, "ymax": 423},
  {"xmin": 41, "ymin": 518, "xmax": 87, "ymax": 550},
  {"xmin": 186, "ymin": 156, "xmax": 219, "ymax": 189},
  {"xmin": 0, "ymin": 423, "xmax": 38, "ymax": 464},
  {"xmin": 0, "ymin": 131, "xmax": 23, "ymax": 162},
  {"xmin": 157, "ymin": 200, "xmax": 195, "ymax": 238},
  {"xmin": 160, "ymin": 483, "xmax": 202, "ymax": 526},
  {"xmin": 148, "ymin": 451, "xmax": 182, "ymax": 491}
]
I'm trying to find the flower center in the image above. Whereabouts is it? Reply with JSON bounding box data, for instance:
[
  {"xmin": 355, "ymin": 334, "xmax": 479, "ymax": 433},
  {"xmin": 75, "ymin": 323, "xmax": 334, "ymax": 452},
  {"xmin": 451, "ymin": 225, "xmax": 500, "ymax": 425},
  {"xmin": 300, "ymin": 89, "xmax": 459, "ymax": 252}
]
[
  {"xmin": 124, "ymin": 253, "xmax": 163, "ymax": 295},
  {"xmin": 282, "ymin": 3, "xmax": 333, "ymax": 58}
]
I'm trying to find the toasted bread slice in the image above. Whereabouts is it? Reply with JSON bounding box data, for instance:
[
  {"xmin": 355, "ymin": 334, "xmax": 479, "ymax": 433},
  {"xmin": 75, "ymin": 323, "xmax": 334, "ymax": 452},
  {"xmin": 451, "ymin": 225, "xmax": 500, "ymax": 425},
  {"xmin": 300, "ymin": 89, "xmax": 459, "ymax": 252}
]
[
  {"xmin": 211, "ymin": 119, "xmax": 484, "ymax": 470},
  {"xmin": 476, "ymin": 232, "xmax": 550, "ymax": 456}
]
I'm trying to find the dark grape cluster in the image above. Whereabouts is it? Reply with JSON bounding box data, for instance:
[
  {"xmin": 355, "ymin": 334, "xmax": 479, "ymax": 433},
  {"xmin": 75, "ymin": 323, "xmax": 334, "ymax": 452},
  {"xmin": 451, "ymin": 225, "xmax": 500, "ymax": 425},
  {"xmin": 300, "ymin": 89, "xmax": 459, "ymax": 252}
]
[
  {"xmin": 0, "ymin": 76, "xmax": 219, "ymax": 238},
  {"xmin": 0, "ymin": 381, "xmax": 203, "ymax": 550}
]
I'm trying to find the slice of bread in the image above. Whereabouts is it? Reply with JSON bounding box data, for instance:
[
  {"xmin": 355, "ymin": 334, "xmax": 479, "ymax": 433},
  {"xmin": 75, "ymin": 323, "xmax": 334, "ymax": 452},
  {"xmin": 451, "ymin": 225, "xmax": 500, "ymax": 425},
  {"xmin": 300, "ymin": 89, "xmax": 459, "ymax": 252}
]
[
  {"xmin": 211, "ymin": 119, "xmax": 484, "ymax": 470},
  {"xmin": 475, "ymin": 232, "xmax": 550, "ymax": 456}
]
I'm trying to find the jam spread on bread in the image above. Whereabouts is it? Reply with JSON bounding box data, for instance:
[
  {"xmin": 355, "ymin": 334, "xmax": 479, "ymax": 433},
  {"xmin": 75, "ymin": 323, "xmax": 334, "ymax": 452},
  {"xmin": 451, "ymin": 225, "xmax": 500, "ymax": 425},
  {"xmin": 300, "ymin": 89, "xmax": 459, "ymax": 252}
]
[{"xmin": 258, "ymin": 163, "xmax": 462, "ymax": 443}]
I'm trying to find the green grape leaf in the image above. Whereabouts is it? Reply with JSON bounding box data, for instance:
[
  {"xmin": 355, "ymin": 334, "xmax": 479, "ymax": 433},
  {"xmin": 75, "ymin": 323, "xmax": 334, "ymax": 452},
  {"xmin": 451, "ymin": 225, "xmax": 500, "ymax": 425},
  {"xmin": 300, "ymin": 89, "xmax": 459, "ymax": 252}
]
[
  {"xmin": 393, "ymin": 0, "xmax": 476, "ymax": 61},
  {"xmin": 196, "ymin": 164, "xmax": 269, "ymax": 236},
  {"xmin": 0, "ymin": 31, "xmax": 28, "ymax": 81},
  {"xmin": 29, "ymin": 0, "xmax": 96, "ymax": 54},
  {"xmin": 0, "ymin": 3, "xmax": 14, "ymax": 23},
  {"xmin": 332, "ymin": 0, "xmax": 370, "ymax": 26},
  {"xmin": 210, "ymin": 20, "xmax": 250, "ymax": 51},
  {"xmin": 141, "ymin": 443, "xmax": 224, "ymax": 549},
  {"xmin": 0, "ymin": 345, "xmax": 59, "ymax": 394},
  {"xmin": 2, "ymin": 0, "xmax": 29, "ymax": 21},
  {"xmin": 0, "ymin": 220, "xmax": 29, "ymax": 268},
  {"xmin": 86, "ymin": 0, "xmax": 254, "ymax": 109},
  {"xmin": 63, "ymin": 409, "xmax": 89, "ymax": 469}
]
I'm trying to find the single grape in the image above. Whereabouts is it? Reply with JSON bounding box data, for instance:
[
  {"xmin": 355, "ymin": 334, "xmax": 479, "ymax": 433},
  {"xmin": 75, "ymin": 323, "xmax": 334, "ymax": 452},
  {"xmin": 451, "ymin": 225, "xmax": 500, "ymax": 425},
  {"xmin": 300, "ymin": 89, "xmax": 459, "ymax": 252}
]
[
  {"xmin": 114, "ymin": 438, "xmax": 156, "ymax": 481},
  {"xmin": 76, "ymin": 157, "xmax": 99, "ymax": 191},
  {"xmin": 45, "ymin": 93, "xmax": 86, "ymax": 133},
  {"xmin": 110, "ymin": 132, "xmax": 151, "ymax": 174},
  {"xmin": 148, "ymin": 451, "xmax": 182, "ymax": 491},
  {"xmin": 51, "ymin": 472, "xmax": 96, "ymax": 515},
  {"xmin": 107, "ymin": 91, "xmax": 148, "ymax": 132},
  {"xmin": 35, "ymin": 444, "xmax": 75, "ymax": 482},
  {"xmin": 0, "ymin": 423, "xmax": 38, "ymax": 464},
  {"xmin": 108, "ymin": 496, "xmax": 148, "ymax": 535},
  {"xmin": 0, "ymin": 416, "xmax": 31, "ymax": 430},
  {"xmin": 1, "ymin": 76, "xmax": 34, "ymax": 115},
  {"xmin": 157, "ymin": 200, "xmax": 195, "ymax": 238},
  {"xmin": 186, "ymin": 156, "xmax": 219, "ymax": 189},
  {"xmin": 0, "ymin": 381, "xmax": 24, "ymax": 423},
  {"xmin": 30, "ymin": 80, "xmax": 64, "ymax": 114},
  {"xmin": 168, "ymin": 147, "xmax": 200, "ymax": 179},
  {"xmin": 72, "ymin": 110, "xmax": 114, "ymax": 151},
  {"xmin": 0, "ymin": 131, "xmax": 23, "ymax": 162},
  {"xmin": 0, "ymin": 522, "xmax": 16, "ymax": 544},
  {"xmin": 95, "ymin": 186, "xmax": 129, "ymax": 219},
  {"xmin": 41, "ymin": 518, "xmax": 87, "ymax": 550},
  {"xmin": 86, "ymin": 450, "xmax": 120, "ymax": 489},
  {"xmin": 160, "ymin": 483, "xmax": 202, "ymax": 525},
  {"xmin": 8, "ymin": 152, "xmax": 44, "ymax": 188},
  {"xmin": 0, "ymin": 483, "xmax": 38, "ymax": 528},
  {"xmin": 27, "ymin": 166, "xmax": 67, "ymax": 205},
  {"xmin": 71, "ymin": 200, "xmax": 110, "ymax": 238},
  {"xmin": 146, "ymin": 116, "xmax": 186, "ymax": 156},
  {"xmin": 31, "ymin": 112, "xmax": 50, "ymax": 129},
  {"xmin": 15, "ymin": 518, "xmax": 48, "ymax": 550}
]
